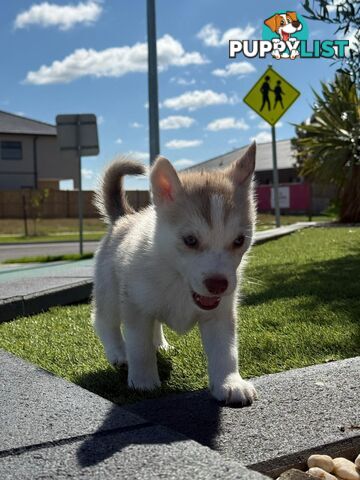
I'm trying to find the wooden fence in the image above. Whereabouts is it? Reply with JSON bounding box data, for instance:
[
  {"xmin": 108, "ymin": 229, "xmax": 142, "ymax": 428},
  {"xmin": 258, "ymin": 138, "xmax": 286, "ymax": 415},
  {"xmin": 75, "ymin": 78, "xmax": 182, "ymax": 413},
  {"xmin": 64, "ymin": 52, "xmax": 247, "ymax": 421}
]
[{"xmin": 0, "ymin": 190, "xmax": 150, "ymax": 219}]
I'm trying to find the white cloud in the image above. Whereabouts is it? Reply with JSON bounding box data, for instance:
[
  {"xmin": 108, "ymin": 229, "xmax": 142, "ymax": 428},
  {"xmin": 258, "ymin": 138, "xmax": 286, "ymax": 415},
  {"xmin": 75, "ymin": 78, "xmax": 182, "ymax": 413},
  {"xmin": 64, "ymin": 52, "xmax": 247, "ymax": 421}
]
[
  {"xmin": 24, "ymin": 34, "xmax": 208, "ymax": 85},
  {"xmin": 165, "ymin": 139, "xmax": 203, "ymax": 149},
  {"xmin": 81, "ymin": 168, "xmax": 94, "ymax": 179},
  {"xmin": 126, "ymin": 151, "xmax": 149, "ymax": 162},
  {"xmin": 248, "ymin": 111, "xmax": 258, "ymax": 120},
  {"xmin": 206, "ymin": 117, "xmax": 249, "ymax": 131},
  {"xmin": 328, "ymin": 0, "xmax": 346, "ymax": 13},
  {"xmin": 173, "ymin": 159, "xmax": 195, "ymax": 168},
  {"xmin": 170, "ymin": 76, "xmax": 196, "ymax": 86},
  {"xmin": 115, "ymin": 138, "xmax": 123, "ymax": 144},
  {"xmin": 257, "ymin": 120, "xmax": 283, "ymax": 129},
  {"xmin": 97, "ymin": 115, "xmax": 104, "ymax": 125},
  {"xmin": 15, "ymin": 111, "xmax": 25, "ymax": 117},
  {"xmin": 228, "ymin": 138, "xmax": 240, "ymax": 145},
  {"xmin": 163, "ymin": 89, "xmax": 236, "ymax": 111},
  {"xmin": 14, "ymin": 1, "xmax": 102, "ymax": 31},
  {"xmin": 130, "ymin": 122, "xmax": 143, "ymax": 128},
  {"xmin": 212, "ymin": 62, "xmax": 256, "ymax": 77},
  {"xmin": 250, "ymin": 131, "xmax": 271, "ymax": 143},
  {"xmin": 160, "ymin": 115, "xmax": 195, "ymax": 130},
  {"xmin": 197, "ymin": 23, "xmax": 255, "ymax": 47}
]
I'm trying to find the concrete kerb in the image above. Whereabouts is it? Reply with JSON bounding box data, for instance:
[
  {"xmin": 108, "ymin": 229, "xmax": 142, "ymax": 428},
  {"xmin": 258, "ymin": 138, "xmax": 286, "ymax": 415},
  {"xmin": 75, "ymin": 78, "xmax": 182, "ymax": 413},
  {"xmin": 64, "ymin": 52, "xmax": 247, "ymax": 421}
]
[
  {"xmin": 0, "ymin": 222, "xmax": 318, "ymax": 323},
  {"xmin": 0, "ymin": 350, "xmax": 268, "ymax": 480},
  {"xmin": 0, "ymin": 281, "xmax": 92, "ymax": 323},
  {"xmin": 127, "ymin": 356, "xmax": 360, "ymax": 477}
]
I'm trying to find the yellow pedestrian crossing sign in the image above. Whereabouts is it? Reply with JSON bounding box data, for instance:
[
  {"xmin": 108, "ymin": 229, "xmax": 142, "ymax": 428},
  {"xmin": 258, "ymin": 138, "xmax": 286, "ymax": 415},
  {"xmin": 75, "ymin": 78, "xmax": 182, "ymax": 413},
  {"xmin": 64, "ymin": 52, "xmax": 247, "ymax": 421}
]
[{"xmin": 243, "ymin": 67, "xmax": 300, "ymax": 126}]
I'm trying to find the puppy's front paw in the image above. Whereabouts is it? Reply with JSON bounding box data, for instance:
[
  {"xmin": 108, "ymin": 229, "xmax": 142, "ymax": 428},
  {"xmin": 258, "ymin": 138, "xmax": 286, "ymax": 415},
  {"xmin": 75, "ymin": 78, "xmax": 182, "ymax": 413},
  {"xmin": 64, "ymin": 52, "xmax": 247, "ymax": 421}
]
[
  {"xmin": 211, "ymin": 374, "xmax": 257, "ymax": 406},
  {"xmin": 128, "ymin": 371, "xmax": 161, "ymax": 391},
  {"xmin": 106, "ymin": 346, "xmax": 127, "ymax": 367}
]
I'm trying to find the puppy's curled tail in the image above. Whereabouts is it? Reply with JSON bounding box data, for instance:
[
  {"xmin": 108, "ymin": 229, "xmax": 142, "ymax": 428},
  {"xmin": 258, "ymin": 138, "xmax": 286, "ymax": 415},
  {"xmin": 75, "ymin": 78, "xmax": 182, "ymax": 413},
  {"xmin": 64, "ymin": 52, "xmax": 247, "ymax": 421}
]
[{"xmin": 94, "ymin": 158, "xmax": 146, "ymax": 224}]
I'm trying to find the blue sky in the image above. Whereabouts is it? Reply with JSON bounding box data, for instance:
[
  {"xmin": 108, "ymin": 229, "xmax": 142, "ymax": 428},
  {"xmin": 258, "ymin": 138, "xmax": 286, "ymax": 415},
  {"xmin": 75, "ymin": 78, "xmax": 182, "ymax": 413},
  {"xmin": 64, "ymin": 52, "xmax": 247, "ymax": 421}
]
[{"xmin": 0, "ymin": 0, "xmax": 352, "ymax": 190}]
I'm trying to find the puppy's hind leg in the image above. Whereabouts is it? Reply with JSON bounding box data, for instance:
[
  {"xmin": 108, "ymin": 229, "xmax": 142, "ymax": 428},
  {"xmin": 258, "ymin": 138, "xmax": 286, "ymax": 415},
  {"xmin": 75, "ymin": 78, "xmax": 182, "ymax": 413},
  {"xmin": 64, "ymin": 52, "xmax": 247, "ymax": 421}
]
[
  {"xmin": 153, "ymin": 320, "xmax": 171, "ymax": 351},
  {"xmin": 92, "ymin": 292, "xmax": 127, "ymax": 367}
]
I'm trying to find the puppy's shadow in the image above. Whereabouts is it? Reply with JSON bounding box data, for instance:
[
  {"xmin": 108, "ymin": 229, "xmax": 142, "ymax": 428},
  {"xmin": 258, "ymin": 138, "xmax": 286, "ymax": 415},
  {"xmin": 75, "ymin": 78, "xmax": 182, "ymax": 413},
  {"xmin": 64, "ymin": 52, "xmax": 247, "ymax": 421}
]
[{"xmin": 74, "ymin": 351, "xmax": 173, "ymax": 405}]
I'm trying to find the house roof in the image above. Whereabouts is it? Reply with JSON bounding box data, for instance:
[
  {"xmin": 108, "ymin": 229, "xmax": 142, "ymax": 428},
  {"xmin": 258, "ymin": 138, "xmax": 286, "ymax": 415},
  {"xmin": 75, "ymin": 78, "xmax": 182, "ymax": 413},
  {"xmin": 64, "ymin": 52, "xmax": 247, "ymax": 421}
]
[
  {"xmin": 183, "ymin": 139, "xmax": 296, "ymax": 173},
  {"xmin": 0, "ymin": 111, "xmax": 56, "ymax": 136}
]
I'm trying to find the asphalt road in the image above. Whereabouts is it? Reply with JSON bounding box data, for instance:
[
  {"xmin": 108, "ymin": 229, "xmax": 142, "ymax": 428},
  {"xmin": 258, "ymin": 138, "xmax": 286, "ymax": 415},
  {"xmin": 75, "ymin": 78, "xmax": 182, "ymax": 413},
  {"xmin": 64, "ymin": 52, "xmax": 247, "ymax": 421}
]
[{"xmin": 0, "ymin": 241, "xmax": 99, "ymax": 262}]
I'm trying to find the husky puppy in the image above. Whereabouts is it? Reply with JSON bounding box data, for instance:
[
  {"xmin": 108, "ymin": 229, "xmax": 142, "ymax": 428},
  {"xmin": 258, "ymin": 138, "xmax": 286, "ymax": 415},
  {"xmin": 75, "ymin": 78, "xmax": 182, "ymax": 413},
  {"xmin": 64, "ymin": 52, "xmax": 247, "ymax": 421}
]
[{"xmin": 92, "ymin": 142, "xmax": 257, "ymax": 405}]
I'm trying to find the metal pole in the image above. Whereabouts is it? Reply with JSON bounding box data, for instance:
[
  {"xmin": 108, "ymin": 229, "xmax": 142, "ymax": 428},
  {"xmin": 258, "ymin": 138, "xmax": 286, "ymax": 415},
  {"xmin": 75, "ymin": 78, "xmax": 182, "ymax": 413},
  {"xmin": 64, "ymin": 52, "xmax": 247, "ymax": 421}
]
[
  {"xmin": 76, "ymin": 116, "xmax": 83, "ymax": 256},
  {"xmin": 271, "ymin": 125, "xmax": 281, "ymax": 228},
  {"xmin": 147, "ymin": 0, "xmax": 160, "ymax": 165}
]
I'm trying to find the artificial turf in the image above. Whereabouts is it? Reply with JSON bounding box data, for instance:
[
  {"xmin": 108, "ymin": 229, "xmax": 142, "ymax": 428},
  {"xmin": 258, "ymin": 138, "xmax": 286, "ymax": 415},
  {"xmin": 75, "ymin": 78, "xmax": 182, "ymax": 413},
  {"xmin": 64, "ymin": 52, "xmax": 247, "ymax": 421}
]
[{"xmin": 0, "ymin": 227, "xmax": 359, "ymax": 405}]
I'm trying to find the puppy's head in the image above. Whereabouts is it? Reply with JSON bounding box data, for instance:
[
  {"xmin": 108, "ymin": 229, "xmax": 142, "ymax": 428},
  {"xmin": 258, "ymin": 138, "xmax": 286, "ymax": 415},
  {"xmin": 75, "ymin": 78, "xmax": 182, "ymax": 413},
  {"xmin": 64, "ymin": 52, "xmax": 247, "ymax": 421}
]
[
  {"xmin": 150, "ymin": 143, "xmax": 256, "ymax": 311},
  {"xmin": 264, "ymin": 12, "xmax": 302, "ymax": 40}
]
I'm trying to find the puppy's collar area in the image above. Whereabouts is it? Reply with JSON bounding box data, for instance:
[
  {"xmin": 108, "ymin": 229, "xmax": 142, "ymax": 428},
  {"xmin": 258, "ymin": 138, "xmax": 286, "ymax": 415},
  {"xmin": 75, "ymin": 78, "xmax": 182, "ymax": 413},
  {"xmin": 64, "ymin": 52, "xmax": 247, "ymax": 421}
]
[{"xmin": 192, "ymin": 291, "xmax": 221, "ymax": 310}]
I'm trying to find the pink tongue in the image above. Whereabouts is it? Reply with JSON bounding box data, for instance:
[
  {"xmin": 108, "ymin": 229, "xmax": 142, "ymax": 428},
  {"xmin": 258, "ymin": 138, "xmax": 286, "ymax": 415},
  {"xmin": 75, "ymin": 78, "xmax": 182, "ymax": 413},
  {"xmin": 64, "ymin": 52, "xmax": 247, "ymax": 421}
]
[
  {"xmin": 283, "ymin": 32, "xmax": 289, "ymax": 41},
  {"xmin": 199, "ymin": 295, "xmax": 219, "ymax": 307}
]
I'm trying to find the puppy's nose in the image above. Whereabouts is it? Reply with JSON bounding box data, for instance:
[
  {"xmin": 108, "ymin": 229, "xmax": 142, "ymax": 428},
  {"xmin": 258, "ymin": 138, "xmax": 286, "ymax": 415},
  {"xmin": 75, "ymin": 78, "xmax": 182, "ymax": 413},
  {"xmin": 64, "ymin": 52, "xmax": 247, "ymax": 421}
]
[
  {"xmin": 204, "ymin": 276, "xmax": 228, "ymax": 295},
  {"xmin": 292, "ymin": 20, "xmax": 300, "ymax": 27}
]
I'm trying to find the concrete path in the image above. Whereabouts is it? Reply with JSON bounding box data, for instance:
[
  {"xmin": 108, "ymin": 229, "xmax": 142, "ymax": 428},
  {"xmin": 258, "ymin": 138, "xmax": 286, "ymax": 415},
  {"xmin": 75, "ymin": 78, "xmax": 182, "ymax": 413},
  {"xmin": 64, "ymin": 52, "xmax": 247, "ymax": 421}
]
[
  {"xmin": 0, "ymin": 349, "xmax": 267, "ymax": 480},
  {"xmin": 127, "ymin": 357, "xmax": 360, "ymax": 477},
  {"xmin": 0, "ymin": 222, "xmax": 316, "ymax": 322},
  {"xmin": 0, "ymin": 222, "xmax": 317, "ymax": 262},
  {"xmin": 1, "ymin": 349, "xmax": 358, "ymax": 479},
  {"xmin": 0, "ymin": 240, "xmax": 98, "ymax": 262}
]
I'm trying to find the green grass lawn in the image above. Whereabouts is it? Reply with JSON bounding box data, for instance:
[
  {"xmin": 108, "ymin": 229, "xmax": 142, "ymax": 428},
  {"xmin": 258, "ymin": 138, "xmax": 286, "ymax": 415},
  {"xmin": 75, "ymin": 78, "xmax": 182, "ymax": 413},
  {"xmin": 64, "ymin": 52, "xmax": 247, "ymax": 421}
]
[
  {"xmin": 2, "ymin": 253, "xmax": 94, "ymax": 264},
  {"xmin": 0, "ymin": 227, "xmax": 359, "ymax": 405},
  {"xmin": 0, "ymin": 214, "xmax": 331, "ymax": 243}
]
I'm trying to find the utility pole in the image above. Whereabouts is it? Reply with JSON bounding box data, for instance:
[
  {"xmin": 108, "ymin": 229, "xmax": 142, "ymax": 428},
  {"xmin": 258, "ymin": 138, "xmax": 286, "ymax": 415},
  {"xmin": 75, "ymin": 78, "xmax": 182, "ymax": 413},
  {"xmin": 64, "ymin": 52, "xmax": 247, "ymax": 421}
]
[
  {"xmin": 147, "ymin": 0, "xmax": 160, "ymax": 165},
  {"xmin": 271, "ymin": 124, "xmax": 281, "ymax": 228}
]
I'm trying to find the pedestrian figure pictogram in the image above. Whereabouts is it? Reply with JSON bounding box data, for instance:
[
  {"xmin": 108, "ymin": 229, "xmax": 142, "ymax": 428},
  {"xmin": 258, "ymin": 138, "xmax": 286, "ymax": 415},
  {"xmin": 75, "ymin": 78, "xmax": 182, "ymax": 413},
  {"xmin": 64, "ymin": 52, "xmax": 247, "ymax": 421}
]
[
  {"xmin": 243, "ymin": 66, "xmax": 300, "ymax": 125},
  {"xmin": 260, "ymin": 76, "xmax": 272, "ymax": 112},
  {"xmin": 273, "ymin": 80, "xmax": 284, "ymax": 109}
]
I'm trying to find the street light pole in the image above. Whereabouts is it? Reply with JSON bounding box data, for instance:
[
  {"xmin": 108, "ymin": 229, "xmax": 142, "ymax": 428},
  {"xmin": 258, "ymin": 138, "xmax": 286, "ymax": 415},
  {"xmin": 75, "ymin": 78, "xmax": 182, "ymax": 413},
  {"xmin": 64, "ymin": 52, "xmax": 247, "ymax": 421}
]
[{"xmin": 147, "ymin": 0, "xmax": 160, "ymax": 166}]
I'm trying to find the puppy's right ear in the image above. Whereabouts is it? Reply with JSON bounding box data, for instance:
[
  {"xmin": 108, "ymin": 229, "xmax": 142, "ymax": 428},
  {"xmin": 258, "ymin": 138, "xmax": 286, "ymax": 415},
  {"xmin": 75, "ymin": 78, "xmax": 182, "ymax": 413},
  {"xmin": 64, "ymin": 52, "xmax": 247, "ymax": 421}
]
[
  {"xmin": 150, "ymin": 156, "xmax": 182, "ymax": 206},
  {"xmin": 264, "ymin": 15, "xmax": 278, "ymax": 32},
  {"xmin": 226, "ymin": 141, "xmax": 256, "ymax": 187}
]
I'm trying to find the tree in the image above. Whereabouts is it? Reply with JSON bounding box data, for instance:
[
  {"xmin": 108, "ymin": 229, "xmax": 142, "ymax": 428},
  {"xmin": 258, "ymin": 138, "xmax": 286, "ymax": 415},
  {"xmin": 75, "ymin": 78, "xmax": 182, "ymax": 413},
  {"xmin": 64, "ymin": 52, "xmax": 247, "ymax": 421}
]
[
  {"xmin": 302, "ymin": 0, "xmax": 360, "ymax": 88},
  {"xmin": 292, "ymin": 73, "xmax": 360, "ymax": 222},
  {"xmin": 30, "ymin": 189, "xmax": 49, "ymax": 235}
]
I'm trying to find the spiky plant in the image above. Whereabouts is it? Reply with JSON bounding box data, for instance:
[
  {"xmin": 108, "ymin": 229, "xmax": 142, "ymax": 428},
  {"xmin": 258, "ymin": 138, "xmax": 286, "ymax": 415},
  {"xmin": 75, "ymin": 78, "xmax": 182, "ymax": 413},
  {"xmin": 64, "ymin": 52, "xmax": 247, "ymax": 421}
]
[{"xmin": 293, "ymin": 73, "xmax": 360, "ymax": 222}]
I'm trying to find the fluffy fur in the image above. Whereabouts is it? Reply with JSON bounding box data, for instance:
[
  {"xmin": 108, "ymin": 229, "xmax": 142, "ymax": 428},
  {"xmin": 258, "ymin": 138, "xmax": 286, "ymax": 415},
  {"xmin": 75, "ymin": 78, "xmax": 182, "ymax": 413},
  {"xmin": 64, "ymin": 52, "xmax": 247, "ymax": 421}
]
[{"xmin": 92, "ymin": 143, "xmax": 258, "ymax": 405}]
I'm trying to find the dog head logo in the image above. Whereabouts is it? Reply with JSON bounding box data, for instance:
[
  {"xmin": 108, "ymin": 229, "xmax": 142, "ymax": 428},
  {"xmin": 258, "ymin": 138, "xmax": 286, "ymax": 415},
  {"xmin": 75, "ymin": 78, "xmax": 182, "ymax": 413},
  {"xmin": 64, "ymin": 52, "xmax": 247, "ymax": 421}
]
[
  {"xmin": 263, "ymin": 11, "xmax": 307, "ymax": 60},
  {"xmin": 264, "ymin": 12, "xmax": 302, "ymax": 42}
]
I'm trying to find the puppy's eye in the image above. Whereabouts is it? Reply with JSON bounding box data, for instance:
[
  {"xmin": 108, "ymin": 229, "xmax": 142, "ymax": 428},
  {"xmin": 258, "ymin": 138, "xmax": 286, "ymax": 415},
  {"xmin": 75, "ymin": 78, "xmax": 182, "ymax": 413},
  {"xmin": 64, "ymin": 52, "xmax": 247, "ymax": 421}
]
[
  {"xmin": 233, "ymin": 235, "xmax": 245, "ymax": 248},
  {"xmin": 183, "ymin": 235, "xmax": 198, "ymax": 248},
  {"xmin": 280, "ymin": 19, "xmax": 285, "ymax": 25}
]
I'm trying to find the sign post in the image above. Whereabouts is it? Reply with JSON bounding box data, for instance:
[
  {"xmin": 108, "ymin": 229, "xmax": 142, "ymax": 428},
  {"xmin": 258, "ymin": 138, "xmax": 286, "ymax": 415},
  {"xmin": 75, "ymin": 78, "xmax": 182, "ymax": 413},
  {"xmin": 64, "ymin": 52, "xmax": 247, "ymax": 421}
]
[
  {"xmin": 56, "ymin": 114, "xmax": 99, "ymax": 256},
  {"xmin": 243, "ymin": 66, "xmax": 300, "ymax": 227}
]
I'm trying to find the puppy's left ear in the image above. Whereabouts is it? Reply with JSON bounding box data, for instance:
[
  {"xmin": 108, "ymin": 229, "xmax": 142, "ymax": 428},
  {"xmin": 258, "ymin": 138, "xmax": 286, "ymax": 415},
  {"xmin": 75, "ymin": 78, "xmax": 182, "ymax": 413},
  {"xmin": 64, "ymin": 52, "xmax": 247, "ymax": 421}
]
[
  {"xmin": 264, "ymin": 15, "xmax": 278, "ymax": 32},
  {"xmin": 150, "ymin": 156, "xmax": 182, "ymax": 206},
  {"xmin": 226, "ymin": 142, "xmax": 256, "ymax": 186}
]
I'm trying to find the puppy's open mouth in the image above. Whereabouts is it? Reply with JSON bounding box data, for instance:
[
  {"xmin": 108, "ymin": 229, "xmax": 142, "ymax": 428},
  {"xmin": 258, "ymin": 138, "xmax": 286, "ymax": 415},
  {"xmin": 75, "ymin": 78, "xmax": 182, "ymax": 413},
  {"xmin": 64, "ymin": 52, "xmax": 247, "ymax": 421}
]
[
  {"xmin": 192, "ymin": 291, "xmax": 221, "ymax": 310},
  {"xmin": 281, "ymin": 31, "xmax": 290, "ymax": 41}
]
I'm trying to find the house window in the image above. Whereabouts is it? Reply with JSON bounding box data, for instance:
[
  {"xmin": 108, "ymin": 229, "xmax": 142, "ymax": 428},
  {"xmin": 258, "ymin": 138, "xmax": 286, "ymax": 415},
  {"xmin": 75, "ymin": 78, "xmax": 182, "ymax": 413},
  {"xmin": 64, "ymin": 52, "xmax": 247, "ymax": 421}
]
[{"xmin": 1, "ymin": 141, "xmax": 22, "ymax": 160}]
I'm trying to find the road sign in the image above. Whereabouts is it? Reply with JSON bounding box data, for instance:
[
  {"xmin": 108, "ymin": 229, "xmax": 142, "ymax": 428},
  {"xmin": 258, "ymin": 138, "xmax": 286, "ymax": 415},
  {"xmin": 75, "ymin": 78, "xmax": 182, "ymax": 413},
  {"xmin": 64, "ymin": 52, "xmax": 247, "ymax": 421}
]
[
  {"xmin": 243, "ymin": 66, "xmax": 300, "ymax": 126},
  {"xmin": 56, "ymin": 114, "xmax": 99, "ymax": 256},
  {"xmin": 56, "ymin": 114, "xmax": 99, "ymax": 156}
]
